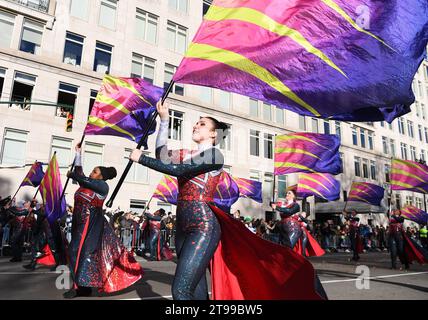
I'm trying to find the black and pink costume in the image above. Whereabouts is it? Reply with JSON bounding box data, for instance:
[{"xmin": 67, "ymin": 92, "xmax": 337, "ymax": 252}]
[
  {"xmin": 388, "ymin": 214, "xmax": 408, "ymax": 269},
  {"xmin": 275, "ymin": 201, "xmax": 301, "ymax": 248},
  {"xmin": 68, "ymin": 153, "xmax": 143, "ymax": 293},
  {"xmin": 346, "ymin": 215, "xmax": 363, "ymax": 261}
]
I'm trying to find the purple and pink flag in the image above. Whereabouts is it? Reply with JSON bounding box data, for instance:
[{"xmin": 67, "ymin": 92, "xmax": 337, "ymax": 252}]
[
  {"xmin": 391, "ymin": 159, "xmax": 428, "ymax": 194},
  {"xmin": 84, "ymin": 75, "xmax": 164, "ymax": 149},
  {"xmin": 233, "ymin": 177, "xmax": 262, "ymax": 203},
  {"xmin": 347, "ymin": 182, "xmax": 385, "ymax": 206},
  {"xmin": 173, "ymin": 0, "xmax": 428, "ymax": 122},
  {"xmin": 297, "ymin": 173, "xmax": 340, "ymax": 201},
  {"xmin": 20, "ymin": 161, "xmax": 44, "ymax": 187},
  {"xmin": 274, "ymin": 133, "xmax": 341, "ymax": 175},
  {"xmin": 152, "ymin": 175, "xmax": 178, "ymax": 205},
  {"xmin": 401, "ymin": 206, "xmax": 428, "ymax": 225},
  {"xmin": 39, "ymin": 154, "xmax": 67, "ymax": 224}
]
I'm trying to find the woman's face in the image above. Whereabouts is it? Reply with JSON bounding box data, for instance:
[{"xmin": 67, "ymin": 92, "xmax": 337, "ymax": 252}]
[
  {"xmin": 90, "ymin": 167, "xmax": 103, "ymax": 180},
  {"xmin": 192, "ymin": 118, "xmax": 217, "ymax": 144},
  {"xmin": 285, "ymin": 191, "xmax": 295, "ymax": 202}
]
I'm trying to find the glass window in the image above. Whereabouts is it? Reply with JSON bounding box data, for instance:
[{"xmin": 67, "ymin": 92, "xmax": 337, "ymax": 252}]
[
  {"xmin": 360, "ymin": 128, "xmax": 366, "ymax": 148},
  {"xmin": 198, "ymin": 86, "xmax": 212, "ymax": 104},
  {"xmin": 250, "ymin": 130, "xmax": 260, "ymax": 157},
  {"xmin": 368, "ymin": 131, "xmax": 374, "ymax": 150},
  {"xmin": 99, "ymin": 0, "xmax": 117, "ymax": 30},
  {"xmin": 299, "ymin": 115, "xmax": 306, "ymax": 131},
  {"xmin": 421, "ymin": 149, "xmax": 426, "ymax": 162},
  {"xmin": 51, "ymin": 137, "xmax": 72, "ymax": 174},
  {"xmin": 135, "ymin": 9, "xmax": 158, "ymax": 44},
  {"xmin": 407, "ymin": 120, "xmax": 414, "ymax": 138},
  {"xmin": 419, "ymin": 125, "xmax": 423, "ymax": 141},
  {"xmin": 218, "ymin": 90, "xmax": 230, "ymax": 109},
  {"xmin": 63, "ymin": 32, "xmax": 84, "ymax": 66},
  {"xmin": 354, "ymin": 157, "xmax": 361, "ymax": 177},
  {"xmin": 56, "ymin": 83, "xmax": 78, "ymax": 118},
  {"xmin": 263, "ymin": 133, "xmax": 273, "ymax": 159},
  {"xmin": 203, "ymin": 0, "xmax": 212, "ymax": 16},
  {"xmin": 263, "ymin": 103, "xmax": 272, "ymax": 121},
  {"xmin": 0, "ymin": 11, "xmax": 15, "ymax": 48},
  {"xmin": 362, "ymin": 159, "xmax": 369, "ymax": 178},
  {"xmin": 405, "ymin": 196, "xmax": 413, "ymax": 207},
  {"xmin": 166, "ymin": 21, "xmax": 187, "ymax": 54},
  {"xmin": 169, "ymin": 0, "xmax": 188, "ymax": 13},
  {"xmin": 168, "ymin": 110, "xmax": 183, "ymax": 141},
  {"xmin": 219, "ymin": 124, "xmax": 231, "ymax": 151},
  {"xmin": 263, "ymin": 173, "xmax": 274, "ymax": 203},
  {"xmin": 425, "ymin": 128, "xmax": 428, "ymax": 144},
  {"xmin": 89, "ymin": 89, "xmax": 98, "ymax": 112},
  {"xmin": 130, "ymin": 199, "xmax": 147, "ymax": 214},
  {"xmin": 382, "ymin": 136, "xmax": 388, "ymax": 154},
  {"xmin": 131, "ymin": 53, "xmax": 155, "ymax": 84},
  {"xmin": 401, "ymin": 143, "xmax": 408, "ymax": 160},
  {"xmin": 380, "ymin": 121, "xmax": 385, "ymax": 127},
  {"xmin": 164, "ymin": 64, "xmax": 184, "ymax": 95},
  {"xmin": 83, "ymin": 142, "xmax": 103, "ymax": 176},
  {"xmin": 277, "ymin": 175, "xmax": 287, "ymax": 199},
  {"xmin": 390, "ymin": 139, "xmax": 396, "ymax": 157},
  {"xmin": 70, "ymin": 0, "xmax": 89, "ymax": 20},
  {"xmin": 1, "ymin": 129, "xmax": 28, "ymax": 165},
  {"xmin": 334, "ymin": 122, "xmax": 341, "ymax": 139},
  {"xmin": 385, "ymin": 164, "xmax": 390, "ymax": 183},
  {"xmin": 275, "ymin": 107, "xmax": 284, "ymax": 125},
  {"xmin": 0, "ymin": 68, "xmax": 5, "ymax": 98},
  {"xmin": 422, "ymin": 104, "xmax": 426, "ymax": 120},
  {"xmin": 370, "ymin": 161, "xmax": 376, "ymax": 180},
  {"xmin": 398, "ymin": 118, "xmax": 405, "ymax": 135},
  {"xmin": 93, "ymin": 41, "xmax": 112, "ymax": 74},
  {"xmin": 20, "ymin": 19, "xmax": 43, "ymax": 55},
  {"xmin": 323, "ymin": 120, "xmax": 330, "ymax": 134},
  {"xmin": 10, "ymin": 72, "xmax": 36, "ymax": 111},
  {"xmin": 249, "ymin": 98, "xmax": 259, "ymax": 117},
  {"xmin": 124, "ymin": 148, "xmax": 148, "ymax": 183},
  {"xmin": 416, "ymin": 198, "xmax": 423, "ymax": 209},
  {"xmin": 352, "ymin": 127, "xmax": 358, "ymax": 146},
  {"xmin": 415, "ymin": 101, "xmax": 421, "ymax": 117},
  {"xmin": 410, "ymin": 146, "xmax": 417, "ymax": 161},
  {"xmin": 249, "ymin": 170, "xmax": 261, "ymax": 182}
]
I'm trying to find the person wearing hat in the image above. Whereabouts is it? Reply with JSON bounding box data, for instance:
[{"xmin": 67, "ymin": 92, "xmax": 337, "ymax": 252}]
[{"xmin": 63, "ymin": 143, "xmax": 143, "ymax": 298}]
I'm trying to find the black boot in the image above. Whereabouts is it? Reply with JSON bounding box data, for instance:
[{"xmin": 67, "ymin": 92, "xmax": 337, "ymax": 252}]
[
  {"xmin": 23, "ymin": 260, "xmax": 37, "ymax": 271},
  {"xmin": 63, "ymin": 287, "xmax": 92, "ymax": 299}
]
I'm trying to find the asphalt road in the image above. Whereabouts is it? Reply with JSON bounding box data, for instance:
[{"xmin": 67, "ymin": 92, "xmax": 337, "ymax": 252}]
[{"xmin": 0, "ymin": 251, "xmax": 426, "ymax": 300}]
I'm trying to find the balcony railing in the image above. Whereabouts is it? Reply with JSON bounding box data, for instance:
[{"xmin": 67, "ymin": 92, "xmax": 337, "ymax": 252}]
[{"xmin": 6, "ymin": 0, "xmax": 50, "ymax": 13}]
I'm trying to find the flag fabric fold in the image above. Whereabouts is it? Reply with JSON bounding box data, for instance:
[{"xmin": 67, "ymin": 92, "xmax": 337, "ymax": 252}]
[
  {"xmin": 297, "ymin": 173, "xmax": 340, "ymax": 201},
  {"xmin": 391, "ymin": 159, "xmax": 428, "ymax": 194},
  {"xmin": 347, "ymin": 182, "xmax": 385, "ymax": 206},
  {"xmin": 274, "ymin": 133, "xmax": 341, "ymax": 175},
  {"xmin": 401, "ymin": 206, "xmax": 428, "ymax": 225},
  {"xmin": 173, "ymin": 0, "xmax": 428, "ymax": 122},
  {"xmin": 152, "ymin": 175, "xmax": 179, "ymax": 205},
  {"xmin": 84, "ymin": 75, "xmax": 164, "ymax": 149},
  {"xmin": 233, "ymin": 177, "xmax": 262, "ymax": 203},
  {"xmin": 39, "ymin": 154, "xmax": 67, "ymax": 225},
  {"xmin": 20, "ymin": 161, "xmax": 45, "ymax": 187}
]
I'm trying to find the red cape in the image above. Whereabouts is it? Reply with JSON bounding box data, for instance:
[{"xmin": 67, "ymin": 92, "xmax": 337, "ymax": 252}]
[
  {"xmin": 293, "ymin": 229, "xmax": 325, "ymax": 257},
  {"xmin": 36, "ymin": 244, "xmax": 56, "ymax": 266},
  {"xmin": 403, "ymin": 234, "xmax": 428, "ymax": 264},
  {"xmin": 209, "ymin": 205, "xmax": 324, "ymax": 300}
]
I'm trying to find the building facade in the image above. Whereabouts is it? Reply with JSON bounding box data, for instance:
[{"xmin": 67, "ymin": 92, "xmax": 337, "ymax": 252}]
[{"xmin": 0, "ymin": 0, "xmax": 427, "ymax": 226}]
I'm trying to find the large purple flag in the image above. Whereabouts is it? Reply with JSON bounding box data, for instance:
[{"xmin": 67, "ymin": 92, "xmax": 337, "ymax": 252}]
[
  {"xmin": 20, "ymin": 161, "xmax": 44, "ymax": 187},
  {"xmin": 84, "ymin": 75, "xmax": 163, "ymax": 149},
  {"xmin": 348, "ymin": 182, "xmax": 385, "ymax": 206},
  {"xmin": 401, "ymin": 206, "xmax": 428, "ymax": 225},
  {"xmin": 274, "ymin": 133, "xmax": 341, "ymax": 175},
  {"xmin": 391, "ymin": 159, "xmax": 428, "ymax": 194},
  {"xmin": 297, "ymin": 173, "xmax": 340, "ymax": 201},
  {"xmin": 233, "ymin": 177, "xmax": 262, "ymax": 203},
  {"xmin": 173, "ymin": 0, "xmax": 428, "ymax": 122}
]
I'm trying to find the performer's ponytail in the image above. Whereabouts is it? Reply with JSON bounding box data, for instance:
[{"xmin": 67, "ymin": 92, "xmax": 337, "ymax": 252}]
[
  {"xmin": 202, "ymin": 116, "xmax": 229, "ymax": 145},
  {"xmin": 98, "ymin": 166, "xmax": 117, "ymax": 181}
]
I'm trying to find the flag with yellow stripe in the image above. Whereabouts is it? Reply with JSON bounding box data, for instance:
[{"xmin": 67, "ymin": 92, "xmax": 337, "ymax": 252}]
[
  {"xmin": 84, "ymin": 75, "xmax": 163, "ymax": 148},
  {"xmin": 391, "ymin": 159, "xmax": 428, "ymax": 194},
  {"xmin": 297, "ymin": 173, "xmax": 340, "ymax": 201},
  {"xmin": 348, "ymin": 182, "xmax": 385, "ymax": 206}
]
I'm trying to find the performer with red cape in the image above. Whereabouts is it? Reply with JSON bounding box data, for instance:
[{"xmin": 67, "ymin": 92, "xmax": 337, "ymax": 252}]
[
  {"xmin": 293, "ymin": 212, "xmax": 325, "ymax": 257},
  {"xmin": 130, "ymin": 101, "xmax": 326, "ymax": 300},
  {"xmin": 63, "ymin": 144, "xmax": 143, "ymax": 298},
  {"xmin": 344, "ymin": 210, "xmax": 364, "ymax": 261},
  {"xmin": 143, "ymin": 209, "xmax": 173, "ymax": 261}
]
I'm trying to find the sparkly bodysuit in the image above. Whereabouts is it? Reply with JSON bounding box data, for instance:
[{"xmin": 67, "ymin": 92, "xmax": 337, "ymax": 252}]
[
  {"xmin": 388, "ymin": 214, "xmax": 408, "ymax": 269},
  {"xmin": 275, "ymin": 201, "xmax": 301, "ymax": 248}
]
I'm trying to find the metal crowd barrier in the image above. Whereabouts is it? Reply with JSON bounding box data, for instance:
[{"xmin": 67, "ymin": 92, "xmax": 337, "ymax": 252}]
[{"xmin": 118, "ymin": 226, "xmax": 176, "ymax": 252}]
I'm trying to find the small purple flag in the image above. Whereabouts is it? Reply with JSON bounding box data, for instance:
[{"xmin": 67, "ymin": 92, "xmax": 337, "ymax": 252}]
[
  {"xmin": 234, "ymin": 177, "xmax": 262, "ymax": 203},
  {"xmin": 401, "ymin": 206, "xmax": 428, "ymax": 225},
  {"xmin": 297, "ymin": 173, "xmax": 340, "ymax": 201},
  {"xmin": 20, "ymin": 162, "xmax": 45, "ymax": 188},
  {"xmin": 348, "ymin": 182, "xmax": 385, "ymax": 206}
]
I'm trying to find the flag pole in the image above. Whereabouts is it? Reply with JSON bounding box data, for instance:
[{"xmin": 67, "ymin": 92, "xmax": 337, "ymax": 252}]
[{"xmin": 106, "ymin": 80, "xmax": 175, "ymax": 208}]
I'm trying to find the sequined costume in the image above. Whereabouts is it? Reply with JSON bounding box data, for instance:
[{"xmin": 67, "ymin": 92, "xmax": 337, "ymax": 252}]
[
  {"xmin": 68, "ymin": 154, "xmax": 143, "ymax": 293},
  {"xmin": 275, "ymin": 201, "xmax": 301, "ymax": 248},
  {"xmin": 144, "ymin": 212, "xmax": 173, "ymax": 261},
  {"xmin": 136, "ymin": 120, "xmax": 326, "ymax": 300},
  {"xmin": 7, "ymin": 207, "xmax": 33, "ymax": 261},
  {"xmin": 346, "ymin": 215, "xmax": 363, "ymax": 261},
  {"xmin": 293, "ymin": 215, "xmax": 325, "ymax": 257}
]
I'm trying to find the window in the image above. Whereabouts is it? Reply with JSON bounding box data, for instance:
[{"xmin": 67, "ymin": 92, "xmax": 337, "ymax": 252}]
[
  {"xmin": 340, "ymin": 152, "xmax": 344, "ymax": 174},
  {"xmin": 1, "ymin": 129, "xmax": 28, "ymax": 165},
  {"xmin": 51, "ymin": 137, "xmax": 72, "ymax": 174},
  {"xmin": 388, "ymin": 122, "xmax": 393, "ymax": 131},
  {"xmin": 311, "ymin": 118, "xmax": 318, "ymax": 133},
  {"xmin": 390, "ymin": 139, "xmax": 396, "ymax": 157},
  {"xmin": 416, "ymin": 197, "xmax": 423, "ymax": 209},
  {"xmin": 410, "ymin": 146, "xmax": 417, "ymax": 161},
  {"xmin": 263, "ymin": 103, "xmax": 272, "ymax": 121},
  {"xmin": 219, "ymin": 124, "xmax": 231, "ymax": 151},
  {"xmin": 0, "ymin": 11, "xmax": 15, "ymax": 48},
  {"xmin": 264, "ymin": 173, "xmax": 274, "ymax": 202},
  {"xmin": 218, "ymin": 90, "xmax": 230, "ymax": 109},
  {"xmin": 169, "ymin": 0, "xmax": 188, "ymax": 13},
  {"xmin": 166, "ymin": 21, "xmax": 187, "ymax": 54},
  {"xmin": 405, "ymin": 196, "xmax": 413, "ymax": 207},
  {"xmin": 249, "ymin": 98, "xmax": 259, "ymax": 117},
  {"xmin": 124, "ymin": 148, "xmax": 148, "ymax": 183},
  {"xmin": 385, "ymin": 164, "xmax": 390, "ymax": 183},
  {"xmin": 425, "ymin": 128, "xmax": 428, "ymax": 144},
  {"xmin": 20, "ymin": 19, "xmax": 43, "ymax": 55},
  {"xmin": 135, "ymin": 9, "xmax": 158, "ymax": 44},
  {"xmin": 360, "ymin": 128, "xmax": 366, "ymax": 148},
  {"xmin": 249, "ymin": 170, "xmax": 261, "ymax": 182},
  {"xmin": 130, "ymin": 199, "xmax": 147, "ymax": 214},
  {"xmin": 203, "ymin": 0, "xmax": 212, "ymax": 16},
  {"xmin": 277, "ymin": 175, "xmax": 287, "ymax": 198},
  {"xmin": 368, "ymin": 131, "xmax": 374, "ymax": 150},
  {"xmin": 380, "ymin": 121, "xmax": 385, "ymax": 127},
  {"xmin": 198, "ymin": 86, "xmax": 212, "ymax": 104},
  {"xmin": 354, "ymin": 157, "xmax": 361, "ymax": 177},
  {"xmin": 352, "ymin": 127, "xmax": 358, "ymax": 146},
  {"xmin": 99, "ymin": 0, "xmax": 117, "ymax": 30},
  {"xmin": 264, "ymin": 133, "xmax": 273, "ymax": 159},
  {"xmin": 131, "ymin": 53, "xmax": 155, "ymax": 84},
  {"xmin": 0, "ymin": 68, "xmax": 4, "ymax": 98},
  {"xmin": 250, "ymin": 130, "xmax": 260, "ymax": 157},
  {"xmin": 164, "ymin": 64, "xmax": 184, "ymax": 95},
  {"xmin": 400, "ymin": 143, "xmax": 408, "ymax": 160},
  {"xmin": 418, "ymin": 81, "xmax": 424, "ymax": 99},
  {"xmin": 407, "ymin": 120, "xmax": 414, "ymax": 138},
  {"xmin": 416, "ymin": 101, "xmax": 420, "ymax": 117},
  {"xmin": 93, "ymin": 42, "xmax": 112, "ymax": 74},
  {"xmin": 70, "ymin": 0, "xmax": 89, "ymax": 20},
  {"xmin": 89, "ymin": 90, "xmax": 98, "ymax": 112},
  {"xmin": 63, "ymin": 32, "xmax": 84, "ymax": 66},
  {"xmin": 420, "ymin": 149, "xmax": 426, "ymax": 162},
  {"xmin": 323, "ymin": 120, "xmax": 330, "ymax": 134},
  {"xmin": 56, "ymin": 83, "xmax": 78, "ymax": 118},
  {"xmin": 275, "ymin": 107, "xmax": 284, "ymax": 125},
  {"xmin": 299, "ymin": 115, "xmax": 306, "ymax": 131},
  {"xmin": 382, "ymin": 136, "xmax": 388, "ymax": 154},
  {"xmin": 10, "ymin": 72, "xmax": 36, "ymax": 110},
  {"xmin": 168, "ymin": 110, "xmax": 183, "ymax": 141},
  {"xmin": 362, "ymin": 159, "xmax": 369, "ymax": 178},
  {"xmin": 422, "ymin": 104, "xmax": 426, "ymax": 120},
  {"xmin": 395, "ymin": 194, "xmax": 401, "ymax": 210},
  {"xmin": 370, "ymin": 161, "xmax": 376, "ymax": 180},
  {"xmin": 419, "ymin": 125, "xmax": 424, "ymax": 141},
  {"xmin": 83, "ymin": 143, "xmax": 103, "ymax": 176},
  {"xmin": 398, "ymin": 118, "xmax": 405, "ymax": 135}
]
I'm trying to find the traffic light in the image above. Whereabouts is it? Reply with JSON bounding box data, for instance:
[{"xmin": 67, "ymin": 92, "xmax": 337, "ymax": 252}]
[{"xmin": 66, "ymin": 112, "xmax": 73, "ymax": 132}]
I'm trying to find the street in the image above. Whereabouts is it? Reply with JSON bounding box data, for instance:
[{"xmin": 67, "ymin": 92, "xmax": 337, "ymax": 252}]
[{"xmin": 0, "ymin": 251, "xmax": 426, "ymax": 300}]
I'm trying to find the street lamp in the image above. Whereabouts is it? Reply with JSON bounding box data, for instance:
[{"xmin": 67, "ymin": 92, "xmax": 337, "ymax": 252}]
[{"xmin": 417, "ymin": 158, "xmax": 427, "ymax": 212}]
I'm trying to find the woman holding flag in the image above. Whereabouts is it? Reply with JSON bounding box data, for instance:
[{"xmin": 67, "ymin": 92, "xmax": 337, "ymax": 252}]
[
  {"xmin": 130, "ymin": 101, "xmax": 327, "ymax": 300},
  {"xmin": 63, "ymin": 144, "xmax": 143, "ymax": 298}
]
